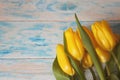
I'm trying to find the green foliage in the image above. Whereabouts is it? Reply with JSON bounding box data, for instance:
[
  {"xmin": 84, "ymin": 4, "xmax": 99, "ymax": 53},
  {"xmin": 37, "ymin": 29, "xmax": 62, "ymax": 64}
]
[
  {"xmin": 75, "ymin": 13, "xmax": 106, "ymax": 80},
  {"xmin": 63, "ymin": 32, "xmax": 86, "ymax": 80},
  {"xmin": 52, "ymin": 57, "xmax": 71, "ymax": 80},
  {"xmin": 52, "ymin": 14, "xmax": 120, "ymax": 80}
]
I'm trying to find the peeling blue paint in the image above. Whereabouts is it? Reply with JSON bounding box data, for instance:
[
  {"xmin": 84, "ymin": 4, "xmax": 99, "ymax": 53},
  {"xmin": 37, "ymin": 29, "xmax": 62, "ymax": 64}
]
[
  {"xmin": 32, "ymin": 24, "xmax": 45, "ymax": 30},
  {"xmin": 11, "ymin": 13, "xmax": 33, "ymax": 18},
  {"xmin": 36, "ymin": 0, "xmax": 46, "ymax": 10},
  {"xmin": 47, "ymin": 2, "xmax": 56, "ymax": 11},
  {"xmin": 29, "ymin": 37, "xmax": 45, "ymax": 42},
  {"xmin": 58, "ymin": 3, "xmax": 67, "ymax": 11},
  {"xmin": 0, "ymin": 50, "xmax": 12, "ymax": 54},
  {"xmin": 0, "ymin": 22, "xmax": 12, "ymax": 27},
  {"xmin": 0, "ymin": 30, "xmax": 4, "ymax": 34},
  {"xmin": 68, "ymin": 3, "xmax": 77, "ymax": 10}
]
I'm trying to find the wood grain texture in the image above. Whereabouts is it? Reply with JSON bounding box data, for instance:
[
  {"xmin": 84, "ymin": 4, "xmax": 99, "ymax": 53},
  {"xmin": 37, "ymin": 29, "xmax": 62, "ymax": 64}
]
[
  {"xmin": 0, "ymin": 58, "xmax": 95, "ymax": 80},
  {"xmin": 0, "ymin": 21, "xmax": 119, "ymax": 79},
  {"xmin": 0, "ymin": 0, "xmax": 120, "ymax": 21},
  {"xmin": 0, "ymin": 21, "xmax": 119, "ymax": 58},
  {"xmin": 0, "ymin": 0, "xmax": 120, "ymax": 80},
  {"xmin": 0, "ymin": 58, "xmax": 55, "ymax": 80}
]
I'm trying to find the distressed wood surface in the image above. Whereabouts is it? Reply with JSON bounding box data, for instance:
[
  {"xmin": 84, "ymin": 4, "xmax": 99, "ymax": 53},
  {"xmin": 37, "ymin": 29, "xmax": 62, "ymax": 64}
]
[
  {"xmin": 0, "ymin": 21, "xmax": 120, "ymax": 58},
  {"xmin": 0, "ymin": 58, "xmax": 55, "ymax": 80},
  {"xmin": 0, "ymin": 0, "xmax": 120, "ymax": 21},
  {"xmin": 0, "ymin": 0, "xmax": 120, "ymax": 80}
]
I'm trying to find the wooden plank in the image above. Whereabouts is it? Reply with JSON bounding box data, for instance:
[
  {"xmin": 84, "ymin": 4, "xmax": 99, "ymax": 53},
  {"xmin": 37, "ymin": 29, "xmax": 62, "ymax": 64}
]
[
  {"xmin": 0, "ymin": 58, "xmax": 53, "ymax": 74},
  {"xmin": 0, "ymin": 21, "xmax": 67, "ymax": 58},
  {"xmin": 0, "ymin": 73, "xmax": 54, "ymax": 80},
  {"xmin": 0, "ymin": 0, "xmax": 120, "ymax": 21},
  {"xmin": 0, "ymin": 58, "xmax": 55, "ymax": 80},
  {"xmin": 0, "ymin": 21, "xmax": 120, "ymax": 58},
  {"xmin": 0, "ymin": 58, "xmax": 94, "ymax": 80}
]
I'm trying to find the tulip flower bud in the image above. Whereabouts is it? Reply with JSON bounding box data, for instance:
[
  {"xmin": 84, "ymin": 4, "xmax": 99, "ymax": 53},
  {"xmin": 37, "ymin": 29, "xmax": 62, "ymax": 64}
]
[
  {"xmin": 95, "ymin": 47, "xmax": 111, "ymax": 63},
  {"xmin": 56, "ymin": 44, "xmax": 75, "ymax": 76},
  {"xmin": 91, "ymin": 20, "xmax": 116, "ymax": 51},
  {"xmin": 82, "ymin": 52, "xmax": 93, "ymax": 69},
  {"xmin": 83, "ymin": 26, "xmax": 111, "ymax": 63},
  {"xmin": 65, "ymin": 27, "xmax": 85, "ymax": 61}
]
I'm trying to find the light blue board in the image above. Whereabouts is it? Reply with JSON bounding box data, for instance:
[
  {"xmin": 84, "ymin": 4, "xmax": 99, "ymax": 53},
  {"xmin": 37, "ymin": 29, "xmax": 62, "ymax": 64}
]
[
  {"xmin": 0, "ymin": 21, "xmax": 120, "ymax": 58},
  {"xmin": 0, "ymin": 0, "xmax": 120, "ymax": 80},
  {"xmin": 0, "ymin": 58, "xmax": 55, "ymax": 80},
  {"xmin": 0, "ymin": 0, "xmax": 120, "ymax": 21}
]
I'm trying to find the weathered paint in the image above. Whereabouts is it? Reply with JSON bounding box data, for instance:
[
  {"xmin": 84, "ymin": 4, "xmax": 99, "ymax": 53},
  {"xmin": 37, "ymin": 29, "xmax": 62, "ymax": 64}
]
[
  {"xmin": 0, "ymin": 0, "xmax": 120, "ymax": 21},
  {"xmin": 0, "ymin": 0, "xmax": 120, "ymax": 80},
  {"xmin": 0, "ymin": 21, "xmax": 119, "ymax": 58}
]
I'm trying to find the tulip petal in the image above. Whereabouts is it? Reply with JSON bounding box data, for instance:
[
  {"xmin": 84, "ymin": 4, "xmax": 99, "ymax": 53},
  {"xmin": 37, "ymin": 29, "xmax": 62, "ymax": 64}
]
[
  {"xmin": 82, "ymin": 52, "xmax": 93, "ymax": 68},
  {"xmin": 101, "ymin": 20, "xmax": 116, "ymax": 50},
  {"xmin": 52, "ymin": 57, "xmax": 71, "ymax": 80},
  {"xmin": 65, "ymin": 28, "xmax": 82, "ymax": 61},
  {"xmin": 95, "ymin": 47, "xmax": 111, "ymax": 63},
  {"xmin": 56, "ymin": 44, "xmax": 75, "ymax": 76},
  {"xmin": 92, "ymin": 22, "xmax": 111, "ymax": 51},
  {"xmin": 74, "ymin": 31, "xmax": 85, "ymax": 60},
  {"xmin": 63, "ymin": 32, "xmax": 86, "ymax": 80},
  {"xmin": 92, "ymin": 20, "xmax": 117, "ymax": 51},
  {"xmin": 83, "ymin": 26, "xmax": 111, "ymax": 63}
]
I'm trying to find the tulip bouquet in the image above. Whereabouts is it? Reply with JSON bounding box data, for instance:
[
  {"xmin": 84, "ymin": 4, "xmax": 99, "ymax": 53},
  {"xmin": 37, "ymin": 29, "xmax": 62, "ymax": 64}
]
[{"xmin": 52, "ymin": 14, "xmax": 120, "ymax": 80}]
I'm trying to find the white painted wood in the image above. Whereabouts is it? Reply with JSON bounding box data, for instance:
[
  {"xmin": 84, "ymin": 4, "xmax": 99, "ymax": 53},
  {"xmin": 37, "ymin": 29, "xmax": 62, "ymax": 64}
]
[
  {"xmin": 0, "ymin": 0, "xmax": 120, "ymax": 79},
  {"xmin": 0, "ymin": 58, "xmax": 55, "ymax": 80},
  {"xmin": 0, "ymin": 21, "xmax": 119, "ymax": 58},
  {"xmin": 0, "ymin": 0, "xmax": 120, "ymax": 21}
]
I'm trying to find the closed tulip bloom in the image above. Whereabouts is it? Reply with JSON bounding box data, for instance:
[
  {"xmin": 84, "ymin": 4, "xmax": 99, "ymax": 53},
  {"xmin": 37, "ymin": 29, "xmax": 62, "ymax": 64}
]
[
  {"xmin": 91, "ymin": 20, "xmax": 116, "ymax": 51},
  {"xmin": 82, "ymin": 52, "xmax": 93, "ymax": 69},
  {"xmin": 83, "ymin": 26, "xmax": 111, "ymax": 63},
  {"xmin": 74, "ymin": 31, "xmax": 85, "ymax": 60},
  {"xmin": 56, "ymin": 44, "xmax": 75, "ymax": 76},
  {"xmin": 95, "ymin": 47, "xmax": 110, "ymax": 63},
  {"xmin": 65, "ymin": 27, "xmax": 85, "ymax": 61}
]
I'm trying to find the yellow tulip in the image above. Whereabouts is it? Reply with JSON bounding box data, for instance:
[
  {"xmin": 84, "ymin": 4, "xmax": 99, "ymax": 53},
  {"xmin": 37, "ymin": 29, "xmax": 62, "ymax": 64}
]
[
  {"xmin": 65, "ymin": 27, "xmax": 85, "ymax": 61},
  {"xmin": 95, "ymin": 47, "xmax": 111, "ymax": 63},
  {"xmin": 56, "ymin": 44, "xmax": 75, "ymax": 76},
  {"xmin": 83, "ymin": 26, "xmax": 111, "ymax": 63},
  {"xmin": 91, "ymin": 20, "xmax": 116, "ymax": 51},
  {"xmin": 82, "ymin": 52, "xmax": 93, "ymax": 69}
]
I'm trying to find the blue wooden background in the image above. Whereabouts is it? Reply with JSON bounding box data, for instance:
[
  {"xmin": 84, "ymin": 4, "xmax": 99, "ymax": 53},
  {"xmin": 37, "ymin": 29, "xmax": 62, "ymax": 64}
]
[{"xmin": 0, "ymin": 0, "xmax": 120, "ymax": 80}]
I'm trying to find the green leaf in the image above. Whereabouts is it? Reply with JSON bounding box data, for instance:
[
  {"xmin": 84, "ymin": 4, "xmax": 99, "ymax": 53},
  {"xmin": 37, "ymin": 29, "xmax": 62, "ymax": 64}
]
[
  {"xmin": 75, "ymin": 13, "xmax": 106, "ymax": 80},
  {"xmin": 69, "ymin": 57, "xmax": 86, "ymax": 80},
  {"xmin": 106, "ymin": 43, "xmax": 120, "ymax": 79},
  {"xmin": 106, "ymin": 57, "xmax": 117, "ymax": 75},
  {"xmin": 73, "ymin": 73, "xmax": 81, "ymax": 80},
  {"xmin": 63, "ymin": 32, "xmax": 86, "ymax": 80},
  {"xmin": 52, "ymin": 57, "xmax": 71, "ymax": 80},
  {"xmin": 116, "ymin": 42, "xmax": 120, "ymax": 64},
  {"xmin": 115, "ymin": 42, "xmax": 120, "ymax": 78},
  {"xmin": 107, "ymin": 74, "xmax": 119, "ymax": 80}
]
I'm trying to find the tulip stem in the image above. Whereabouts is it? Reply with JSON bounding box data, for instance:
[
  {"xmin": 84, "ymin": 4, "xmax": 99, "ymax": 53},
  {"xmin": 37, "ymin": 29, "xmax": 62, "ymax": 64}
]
[
  {"xmin": 70, "ymin": 76, "xmax": 74, "ymax": 80},
  {"xmin": 90, "ymin": 68, "xmax": 97, "ymax": 80},
  {"xmin": 68, "ymin": 55, "xmax": 86, "ymax": 80},
  {"xmin": 105, "ymin": 64, "xmax": 110, "ymax": 76},
  {"xmin": 110, "ymin": 51, "xmax": 120, "ymax": 71}
]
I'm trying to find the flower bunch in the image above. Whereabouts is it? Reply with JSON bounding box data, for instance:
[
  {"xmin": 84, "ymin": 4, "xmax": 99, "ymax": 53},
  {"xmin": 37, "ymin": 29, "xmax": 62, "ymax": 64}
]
[{"xmin": 52, "ymin": 14, "xmax": 120, "ymax": 80}]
